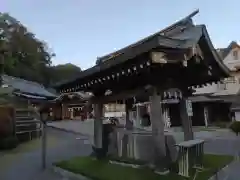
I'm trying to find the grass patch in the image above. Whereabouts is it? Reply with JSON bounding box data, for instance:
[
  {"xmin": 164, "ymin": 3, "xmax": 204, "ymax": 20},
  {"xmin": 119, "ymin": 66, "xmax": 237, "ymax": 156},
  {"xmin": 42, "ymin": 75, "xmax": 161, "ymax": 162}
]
[
  {"xmin": 55, "ymin": 154, "xmax": 233, "ymax": 180},
  {"xmin": 55, "ymin": 157, "xmax": 178, "ymax": 180},
  {"xmin": 195, "ymin": 154, "xmax": 233, "ymax": 180},
  {"xmin": 197, "ymin": 127, "xmax": 217, "ymax": 132}
]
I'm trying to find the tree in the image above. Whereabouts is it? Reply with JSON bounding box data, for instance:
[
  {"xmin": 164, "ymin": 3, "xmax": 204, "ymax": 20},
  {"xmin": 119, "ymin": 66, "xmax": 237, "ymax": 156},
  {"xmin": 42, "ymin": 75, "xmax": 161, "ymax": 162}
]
[
  {"xmin": 0, "ymin": 12, "xmax": 82, "ymax": 87},
  {"xmin": 49, "ymin": 63, "xmax": 81, "ymax": 85},
  {"xmin": 0, "ymin": 12, "xmax": 54, "ymax": 85}
]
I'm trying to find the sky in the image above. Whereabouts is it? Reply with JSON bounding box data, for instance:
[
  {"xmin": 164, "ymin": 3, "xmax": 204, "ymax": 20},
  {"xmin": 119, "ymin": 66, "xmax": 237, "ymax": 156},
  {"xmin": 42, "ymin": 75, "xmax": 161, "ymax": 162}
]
[{"xmin": 1, "ymin": 0, "xmax": 240, "ymax": 70}]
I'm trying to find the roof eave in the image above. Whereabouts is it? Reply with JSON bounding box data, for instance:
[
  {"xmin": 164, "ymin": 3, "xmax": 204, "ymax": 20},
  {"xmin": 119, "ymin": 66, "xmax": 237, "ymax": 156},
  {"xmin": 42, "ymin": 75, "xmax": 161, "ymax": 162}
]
[
  {"xmin": 96, "ymin": 10, "xmax": 199, "ymax": 64},
  {"xmin": 201, "ymin": 25, "xmax": 230, "ymax": 78}
]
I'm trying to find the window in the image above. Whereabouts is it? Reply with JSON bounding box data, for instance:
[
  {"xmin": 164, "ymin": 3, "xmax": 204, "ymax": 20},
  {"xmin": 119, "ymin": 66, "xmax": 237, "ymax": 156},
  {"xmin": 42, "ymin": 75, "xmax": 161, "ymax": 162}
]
[{"xmin": 233, "ymin": 50, "xmax": 238, "ymax": 60}]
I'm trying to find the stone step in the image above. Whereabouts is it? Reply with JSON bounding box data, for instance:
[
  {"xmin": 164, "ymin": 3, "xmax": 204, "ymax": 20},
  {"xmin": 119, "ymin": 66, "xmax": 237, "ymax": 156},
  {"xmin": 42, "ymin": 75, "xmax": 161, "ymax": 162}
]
[{"xmin": 15, "ymin": 116, "xmax": 35, "ymax": 122}]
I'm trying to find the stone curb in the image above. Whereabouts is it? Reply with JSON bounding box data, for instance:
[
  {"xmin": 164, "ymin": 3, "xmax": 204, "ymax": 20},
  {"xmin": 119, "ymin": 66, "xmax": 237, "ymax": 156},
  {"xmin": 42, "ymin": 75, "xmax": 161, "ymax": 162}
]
[
  {"xmin": 52, "ymin": 166, "xmax": 91, "ymax": 180},
  {"xmin": 109, "ymin": 160, "xmax": 142, "ymax": 168},
  {"xmin": 47, "ymin": 125, "xmax": 89, "ymax": 137}
]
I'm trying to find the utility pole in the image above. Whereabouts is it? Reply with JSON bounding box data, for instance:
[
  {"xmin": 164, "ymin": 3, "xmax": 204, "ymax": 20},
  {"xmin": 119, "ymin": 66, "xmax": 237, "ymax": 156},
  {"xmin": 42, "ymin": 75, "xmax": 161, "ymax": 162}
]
[
  {"xmin": 41, "ymin": 120, "xmax": 47, "ymax": 169},
  {"xmin": 0, "ymin": 50, "xmax": 4, "ymax": 87}
]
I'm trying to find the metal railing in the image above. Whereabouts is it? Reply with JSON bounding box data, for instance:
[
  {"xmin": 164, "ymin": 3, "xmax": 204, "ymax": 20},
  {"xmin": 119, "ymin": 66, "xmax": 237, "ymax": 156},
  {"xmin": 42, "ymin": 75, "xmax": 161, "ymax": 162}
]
[
  {"xmin": 15, "ymin": 108, "xmax": 42, "ymax": 140},
  {"xmin": 15, "ymin": 119, "xmax": 42, "ymax": 140}
]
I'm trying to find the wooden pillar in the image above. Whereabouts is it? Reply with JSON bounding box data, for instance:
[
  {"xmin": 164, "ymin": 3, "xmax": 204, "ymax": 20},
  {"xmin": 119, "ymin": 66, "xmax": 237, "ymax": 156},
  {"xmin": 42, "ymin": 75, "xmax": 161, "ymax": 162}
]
[
  {"xmin": 125, "ymin": 100, "xmax": 133, "ymax": 129},
  {"xmin": 93, "ymin": 103, "xmax": 103, "ymax": 148},
  {"xmin": 203, "ymin": 106, "xmax": 209, "ymax": 127},
  {"xmin": 121, "ymin": 99, "xmax": 133, "ymax": 158},
  {"xmin": 136, "ymin": 105, "xmax": 141, "ymax": 128},
  {"xmin": 61, "ymin": 103, "xmax": 65, "ymax": 120},
  {"xmin": 179, "ymin": 99, "xmax": 194, "ymax": 141},
  {"xmin": 163, "ymin": 106, "xmax": 171, "ymax": 128},
  {"xmin": 70, "ymin": 108, "xmax": 74, "ymax": 119},
  {"xmin": 149, "ymin": 88, "xmax": 166, "ymax": 164}
]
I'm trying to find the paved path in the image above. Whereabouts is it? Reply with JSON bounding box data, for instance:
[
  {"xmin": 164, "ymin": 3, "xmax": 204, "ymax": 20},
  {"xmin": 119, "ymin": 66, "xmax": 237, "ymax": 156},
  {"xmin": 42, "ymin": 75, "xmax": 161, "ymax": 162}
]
[
  {"xmin": 0, "ymin": 128, "xmax": 91, "ymax": 180},
  {"xmin": 48, "ymin": 120, "xmax": 238, "ymax": 143}
]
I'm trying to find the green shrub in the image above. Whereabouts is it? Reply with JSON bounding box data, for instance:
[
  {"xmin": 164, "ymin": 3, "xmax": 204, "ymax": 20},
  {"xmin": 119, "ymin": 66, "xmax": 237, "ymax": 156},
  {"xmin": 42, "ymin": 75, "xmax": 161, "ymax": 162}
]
[
  {"xmin": 229, "ymin": 121, "xmax": 240, "ymax": 136},
  {"xmin": 0, "ymin": 136, "xmax": 19, "ymax": 150},
  {"xmin": 212, "ymin": 121, "xmax": 230, "ymax": 128}
]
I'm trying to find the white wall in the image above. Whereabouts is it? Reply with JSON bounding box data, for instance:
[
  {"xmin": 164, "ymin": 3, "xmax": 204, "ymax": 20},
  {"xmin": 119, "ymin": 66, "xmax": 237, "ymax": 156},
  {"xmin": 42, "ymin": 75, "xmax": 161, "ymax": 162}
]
[
  {"xmin": 224, "ymin": 47, "xmax": 240, "ymax": 71},
  {"xmin": 104, "ymin": 111, "xmax": 125, "ymax": 118},
  {"xmin": 235, "ymin": 112, "xmax": 240, "ymax": 121}
]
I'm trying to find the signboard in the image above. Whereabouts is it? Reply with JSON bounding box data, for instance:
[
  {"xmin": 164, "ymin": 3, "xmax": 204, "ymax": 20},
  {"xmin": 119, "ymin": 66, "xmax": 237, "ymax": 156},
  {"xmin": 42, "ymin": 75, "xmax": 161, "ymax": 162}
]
[
  {"xmin": 151, "ymin": 52, "xmax": 167, "ymax": 64},
  {"xmin": 186, "ymin": 100, "xmax": 193, "ymax": 116}
]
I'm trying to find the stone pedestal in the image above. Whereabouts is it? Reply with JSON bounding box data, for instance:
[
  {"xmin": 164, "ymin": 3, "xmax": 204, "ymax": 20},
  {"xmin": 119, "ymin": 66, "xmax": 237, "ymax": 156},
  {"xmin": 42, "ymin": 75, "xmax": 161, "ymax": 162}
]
[
  {"xmin": 204, "ymin": 106, "xmax": 209, "ymax": 127},
  {"xmin": 116, "ymin": 129, "xmax": 177, "ymax": 166}
]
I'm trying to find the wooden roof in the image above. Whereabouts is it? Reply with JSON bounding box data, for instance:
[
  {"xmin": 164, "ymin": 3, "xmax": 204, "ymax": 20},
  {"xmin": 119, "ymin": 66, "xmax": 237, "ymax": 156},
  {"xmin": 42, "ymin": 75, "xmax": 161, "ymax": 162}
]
[
  {"xmin": 3, "ymin": 74, "xmax": 56, "ymax": 98},
  {"xmin": 53, "ymin": 92, "xmax": 91, "ymax": 102},
  {"xmin": 55, "ymin": 10, "xmax": 229, "ymax": 95}
]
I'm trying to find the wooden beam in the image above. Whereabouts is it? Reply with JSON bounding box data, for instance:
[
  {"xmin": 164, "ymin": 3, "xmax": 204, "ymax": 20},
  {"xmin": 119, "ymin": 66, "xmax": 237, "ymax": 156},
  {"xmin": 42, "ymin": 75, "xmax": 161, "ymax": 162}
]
[{"xmin": 88, "ymin": 86, "xmax": 153, "ymax": 104}]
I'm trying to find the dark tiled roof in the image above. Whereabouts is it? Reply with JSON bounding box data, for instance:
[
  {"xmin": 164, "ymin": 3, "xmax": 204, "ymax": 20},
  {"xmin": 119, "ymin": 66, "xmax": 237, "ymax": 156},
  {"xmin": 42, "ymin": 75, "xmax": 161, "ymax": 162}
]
[
  {"xmin": 55, "ymin": 10, "xmax": 230, "ymax": 89},
  {"xmin": 13, "ymin": 92, "xmax": 47, "ymax": 100},
  {"xmin": 96, "ymin": 10, "xmax": 198, "ymax": 65},
  {"xmin": 2, "ymin": 74, "xmax": 56, "ymax": 98},
  {"xmin": 53, "ymin": 91, "xmax": 91, "ymax": 101}
]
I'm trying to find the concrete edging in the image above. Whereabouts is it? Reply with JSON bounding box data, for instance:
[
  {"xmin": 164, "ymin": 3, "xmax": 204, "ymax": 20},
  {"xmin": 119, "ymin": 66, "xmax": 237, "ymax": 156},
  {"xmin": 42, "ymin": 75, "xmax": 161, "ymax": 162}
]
[
  {"xmin": 109, "ymin": 160, "xmax": 142, "ymax": 168},
  {"xmin": 47, "ymin": 125, "xmax": 88, "ymax": 136},
  {"xmin": 52, "ymin": 166, "xmax": 91, "ymax": 180}
]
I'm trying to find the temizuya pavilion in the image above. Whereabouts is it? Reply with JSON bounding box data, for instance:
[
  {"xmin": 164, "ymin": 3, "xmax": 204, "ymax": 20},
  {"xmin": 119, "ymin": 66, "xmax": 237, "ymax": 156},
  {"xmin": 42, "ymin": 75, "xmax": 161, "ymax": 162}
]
[{"xmin": 54, "ymin": 10, "xmax": 229, "ymax": 169}]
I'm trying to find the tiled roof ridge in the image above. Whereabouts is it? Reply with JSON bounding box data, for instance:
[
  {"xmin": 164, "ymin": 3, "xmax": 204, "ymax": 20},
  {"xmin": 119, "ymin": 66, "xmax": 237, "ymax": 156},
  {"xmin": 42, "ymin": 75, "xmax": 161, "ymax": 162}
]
[
  {"xmin": 96, "ymin": 9, "xmax": 199, "ymax": 64},
  {"xmin": 2, "ymin": 74, "xmax": 44, "ymax": 87}
]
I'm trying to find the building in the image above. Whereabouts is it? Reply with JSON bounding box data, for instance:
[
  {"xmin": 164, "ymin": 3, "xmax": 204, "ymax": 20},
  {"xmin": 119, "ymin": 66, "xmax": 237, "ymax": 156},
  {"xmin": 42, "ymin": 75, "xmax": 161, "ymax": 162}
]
[
  {"xmin": 62, "ymin": 42, "xmax": 240, "ymax": 126},
  {"xmin": 0, "ymin": 75, "xmax": 56, "ymax": 141},
  {"xmin": 54, "ymin": 10, "xmax": 229, "ymax": 133},
  {"xmin": 194, "ymin": 41, "xmax": 240, "ymax": 96},
  {"xmin": 50, "ymin": 92, "xmax": 91, "ymax": 120},
  {"xmin": 98, "ymin": 41, "xmax": 240, "ymax": 127},
  {"xmin": 104, "ymin": 103, "xmax": 125, "ymax": 118},
  {"xmin": 194, "ymin": 41, "xmax": 240, "ymax": 122}
]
